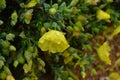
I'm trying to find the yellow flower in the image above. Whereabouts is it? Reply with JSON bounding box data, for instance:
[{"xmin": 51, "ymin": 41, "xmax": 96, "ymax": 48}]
[
  {"xmin": 6, "ymin": 75, "xmax": 15, "ymax": 80},
  {"xmin": 38, "ymin": 30, "xmax": 70, "ymax": 53},
  {"xmin": 96, "ymin": 9, "xmax": 110, "ymax": 20},
  {"xmin": 97, "ymin": 42, "xmax": 111, "ymax": 65}
]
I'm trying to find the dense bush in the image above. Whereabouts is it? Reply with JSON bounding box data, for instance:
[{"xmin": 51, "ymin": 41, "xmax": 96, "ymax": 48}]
[{"xmin": 0, "ymin": 0, "xmax": 120, "ymax": 80}]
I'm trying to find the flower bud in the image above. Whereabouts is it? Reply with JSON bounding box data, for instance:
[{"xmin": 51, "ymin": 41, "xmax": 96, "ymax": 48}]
[{"xmin": 49, "ymin": 8, "xmax": 56, "ymax": 15}]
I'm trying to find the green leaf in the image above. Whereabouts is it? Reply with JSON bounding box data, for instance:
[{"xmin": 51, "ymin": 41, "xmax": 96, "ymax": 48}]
[
  {"xmin": 97, "ymin": 41, "xmax": 111, "ymax": 65},
  {"xmin": 6, "ymin": 33, "xmax": 15, "ymax": 41},
  {"xmin": 0, "ymin": 56, "xmax": 6, "ymax": 62},
  {"xmin": 9, "ymin": 45, "xmax": 16, "ymax": 51},
  {"xmin": 18, "ymin": 55, "xmax": 25, "ymax": 64},
  {"xmin": 11, "ymin": 11, "xmax": 18, "ymax": 26},
  {"xmin": 43, "ymin": 3, "xmax": 50, "ymax": 11},
  {"xmin": 0, "ymin": 60, "xmax": 4, "ymax": 69},
  {"xmin": 114, "ymin": 58, "xmax": 120, "ymax": 68},
  {"xmin": 37, "ymin": 58, "xmax": 45, "ymax": 67},
  {"xmin": 91, "ymin": 68, "xmax": 97, "ymax": 76},
  {"xmin": 13, "ymin": 60, "xmax": 19, "ymax": 68},
  {"xmin": 1, "ymin": 40, "xmax": 10, "ymax": 48},
  {"xmin": 0, "ymin": 20, "xmax": 3, "ymax": 25},
  {"xmin": 67, "ymin": 69, "xmax": 79, "ymax": 80},
  {"xmin": 24, "ymin": 50, "xmax": 32, "ymax": 62},
  {"xmin": 20, "ymin": 9, "xmax": 33, "ymax": 24},
  {"xmin": 68, "ymin": 0, "xmax": 79, "ymax": 8},
  {"xmin": 0, "ymin": 71, "xmax": 7, "ymax": 79},
  {"xmin": 4, "ymin": 66, "xmax": 11, "ymax": 75},
  {"xmin": 0, "ymin": 0, "xmax": 6, "ymax": 12},
  {"xmin": 59, "ymin": 2, "xmax": 66, "ymax": 11},
  {"xmin": 20, "ymin": 0, "xmax": 40, "ymax": 8}
]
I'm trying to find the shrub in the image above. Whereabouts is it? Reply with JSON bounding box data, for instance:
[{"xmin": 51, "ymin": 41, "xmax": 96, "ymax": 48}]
[{"xmin": 0, "ymin": 0, "xmax": 120, "ymax": 80}]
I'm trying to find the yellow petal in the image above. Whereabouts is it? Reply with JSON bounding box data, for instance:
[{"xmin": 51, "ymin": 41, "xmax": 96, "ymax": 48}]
[
  {"xmin": 111, "ymin": 26, "xmax": 120, "ymax": 38},
  {"xmin": 96, "ymin": 10, "xmax": 110, "ymax": 20},
  {"xmin": 97, "ymin": 42, "xmax": 111, "ymax": 65},
  {"xmin": 38, "ymin": 30, "xmax": 70, "ymax": 53},
  {"xmin": 109, "ymin": 72, "xmax": 120, "ymax": 80},
  {"xmin": 24, "ymin": 0, "xmax": 40, "ymax": 8}
]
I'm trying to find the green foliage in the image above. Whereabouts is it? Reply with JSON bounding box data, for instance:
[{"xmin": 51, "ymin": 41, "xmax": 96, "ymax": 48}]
[
  {"xmin": 0, "ymin": 0, "xmax": 120, "ymax": 79},
  {"xmin": 0, "ymin": 0, "xmax": 6, "ymax": 12}
]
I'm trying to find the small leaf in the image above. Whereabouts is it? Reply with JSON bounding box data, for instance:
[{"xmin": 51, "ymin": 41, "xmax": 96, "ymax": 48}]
[
  {"xmin": 68, "ymin": 0, "xmax": 79, "ymax": 8},
  {"xmin": 0, "ymin": 20, "xmax": 3, "ymax": 25},
  {"xmin": 20, "ymin": 9, "xmax": 33, "ymax": 24},
  {"xmin": 32, "ymin": 47, "xmax": 38, "ymax": 58},
  {"xmin": 11, "ymin": 11, "xmax": 18, "ymax": 20},
  {"xmin": 19, "ymin": 31, "xmax": 26, "ymax": 38},
  {"xmin": 0, "ymin": 71, "xmax": 7, "ymax": 79},
  {"xmin": 9, "ymin": 45, "xmax": 16, "ymax": 51},
  {"xmin": 0, "ymin": 60, "xmax": 4, "ymax": 69},
  {"xmin": 21, "ymin": 0, "xmax": 40, "ymax": 8},
  {"xmin": 91, "ymin": 68, "xmax": 97, "ymax": 76},
  {"xmin": 24, "ymin": 50, "xmax": 32, "ymax": 62},
  {"xmin": 13, "ymin": 60, "xmax": 19, "ymax": 68},
  {"xmin": 97, "ymin": 42, "xmax": 111, "ymax": 65},
  {"xmin": 59, "ymin": 2, "xmax": 66, "ymax": 11},
  {"xmin": 4, "ymin": 66, "xmax": 11, "ymax": 75},
  {"xmin": 86, "ymin": 0, "xmax": 99, "ymax": 5},
  {"xmin": 23, "ymin": 61, "xmax": 32, "ymax": 74},
  {"xmin": 114, "ymin": 58, "xmax": 120, "ymax": 68},
  {"xmin": 1, "ymin": 40, "xmax": 10, "ymax": 48},
  {"xmin": 37, "ymin": 58, "xmax": 45, "ymax": 67},
  {"xmin": 0, "ymin": 56, "xmax": 6, "ymax": 62},
  {"xmin": 0, "ymin": 0, "xmax": 6, "ymax": 12},
  {"xmin": 10, "ymin": 11, "xmax": 18, "ymax": 26},
  {"xmin": 6, "ymin": 33, "xmax": 15, "ymax": 41},
  {"xmin": 43, "ymin": 3, "xmax": 50, "ymax": 11},
  {"xmin": 18, "ymin": 56, "xmax": 25, "ymax": 64}
]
